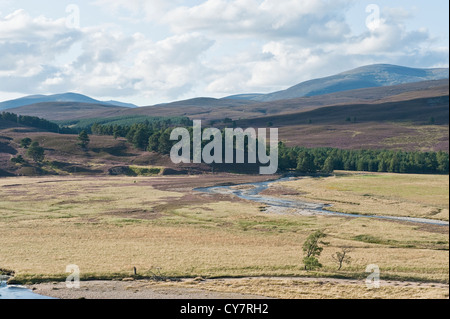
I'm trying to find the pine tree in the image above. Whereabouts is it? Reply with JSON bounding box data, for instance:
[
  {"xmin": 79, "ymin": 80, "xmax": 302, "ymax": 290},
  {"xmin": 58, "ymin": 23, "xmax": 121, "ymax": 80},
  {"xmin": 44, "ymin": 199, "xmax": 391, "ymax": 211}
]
[
  {"xmin": 132, "ymin": 128, "xmax": 148, "ymax": 150},
  {"xmin": 296, "ymin": 152, "xmax": 317, "ymax": 173},
  {"xmin": 148, "ymin": 132, "xmax": 161, "ymax": 152},
  {"xmin": 322, "ymin": 157, "xmax": 335, "ymax": 174},
  {"xmin": 27, "ymin": 141, "xmax": 45, "ymax": 163},
  {"xmin": 20, "ymin": 138, "xmax": 32, "ymax": 149},
  {"xmin": 302, "ymin": 230, "xmax": 328, "ymax": 271},
  {"xmin": 157, "ymin": 130, "xmax": 173, "ymax": 155},
  {"xmin": 78, "ymin": 130, "xmax": 90, "ymax": 149}
]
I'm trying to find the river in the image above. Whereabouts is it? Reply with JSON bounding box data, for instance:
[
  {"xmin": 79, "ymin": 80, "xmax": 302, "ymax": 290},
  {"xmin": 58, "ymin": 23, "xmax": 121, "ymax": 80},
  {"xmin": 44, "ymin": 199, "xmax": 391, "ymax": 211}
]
[
  {"xmin": 0, "ymin": 280, "xmax": 55, "ymax": 299},
  {"xmin": 195, "ymin": 176, "xmax": 449, "ymax": 226}
]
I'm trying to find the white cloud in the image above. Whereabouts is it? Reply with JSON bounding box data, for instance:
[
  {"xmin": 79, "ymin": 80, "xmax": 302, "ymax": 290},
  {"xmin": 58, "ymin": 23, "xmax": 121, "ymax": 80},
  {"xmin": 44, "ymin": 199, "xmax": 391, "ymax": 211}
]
[
  {"xmin": 130, "ymin": 33, "xmax": 215, "ymax": 100},
  {"xmin": 64, "ymin": 31, "xmax": 215, "ymax": 99},
  {"xmin": 0, "ymin": 8, "xmax": 215, "ymax": 102},
  {"xmin": 92, "ymin": 0, "xmax": 173, "ymax": 21},
  {"xmin": 201, "ymin": 3, "xmax": 448, "ymax": 96},
  {"xmin": 0, "ymin": 9, "xmax": 82, "ymax": 75},
  {"xmin": 0, "ymin": 9, "xmax": 82, "ymax": 94},
  {"xmin": 0, "ymin": 2, "xmax": 448, "ymax": 105},
  {"xmin": 344, "ymin": 9, "xmax": 432, "ymax": 56},
  {"xmin": 163, "ymin": 0, "xmax": 354, "ymax": 43}
]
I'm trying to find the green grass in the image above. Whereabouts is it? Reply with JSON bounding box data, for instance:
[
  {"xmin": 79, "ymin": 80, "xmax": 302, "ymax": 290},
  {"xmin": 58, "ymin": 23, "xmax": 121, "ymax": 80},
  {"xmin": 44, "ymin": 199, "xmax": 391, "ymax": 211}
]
[{"xmin": 282, "ymin": 172, "xmax": 449, "ymax": 221}]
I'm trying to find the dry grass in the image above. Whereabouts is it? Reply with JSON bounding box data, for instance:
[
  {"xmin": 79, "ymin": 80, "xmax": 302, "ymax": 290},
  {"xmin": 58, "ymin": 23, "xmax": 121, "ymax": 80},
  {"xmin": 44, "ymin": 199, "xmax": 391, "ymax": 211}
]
[
  {"xmin": 0, "ymin": 175, "xmax": 448, "ymax": 299},
  {"xmin": 159, "ymin": 277, "xmax": 449, "ymax": 299},
  {"xmin": 278, "ymin": 171, "xmax": 449, "ymax": 221}
]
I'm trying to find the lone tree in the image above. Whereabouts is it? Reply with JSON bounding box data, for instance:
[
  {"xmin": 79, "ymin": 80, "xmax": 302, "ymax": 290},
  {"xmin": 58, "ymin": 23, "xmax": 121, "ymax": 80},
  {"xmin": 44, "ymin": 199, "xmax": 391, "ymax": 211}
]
[
  {"xmin": 27, "ymin": 141, "xmax": 45, "ymax": 163},
  {"xmin": 302, "ymin": 230, "xmax": 328, "ymax": 271},
  {"xmin": 78, "ymin": 130, "xmax": 90, "ymax": 149},
  {"xmin": 20, "ymin": 137, "xmax": 32, "ymax": 149},
  {"xmin": 332, "ymin": 248, "xmax": 352, "ymax": 271}
]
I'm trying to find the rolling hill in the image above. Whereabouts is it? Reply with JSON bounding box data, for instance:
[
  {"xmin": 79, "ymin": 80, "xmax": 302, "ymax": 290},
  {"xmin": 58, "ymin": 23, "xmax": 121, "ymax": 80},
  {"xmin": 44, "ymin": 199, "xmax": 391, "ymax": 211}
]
[
  {"xmin": 0, "ymin": 92, "xmax": 138, "ymax": 111},
  {"xmin": 226, "ymin": 64, "xmax": 449, "ymax": 102},
  {"xmin": 118, "ymin": 79, "xmax": 450, "ymax": 123},
  {"xmin": 237, "ymin": 96, "xmax": 450, "ymax": 127},
  {"xmin": 6, "ymin": 79, "xmax": 448, "ymax": 123},
  {"xmin": 5, "ymin": 102, "xmax": 128, "ymax": 121}
]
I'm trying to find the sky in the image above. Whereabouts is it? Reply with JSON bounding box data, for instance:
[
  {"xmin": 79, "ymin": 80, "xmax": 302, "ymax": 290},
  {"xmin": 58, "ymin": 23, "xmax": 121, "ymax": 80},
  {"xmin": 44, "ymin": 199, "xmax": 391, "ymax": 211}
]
[{"xmin": 0, "ymin": 0, "xmax": 448, "ymax": 106}]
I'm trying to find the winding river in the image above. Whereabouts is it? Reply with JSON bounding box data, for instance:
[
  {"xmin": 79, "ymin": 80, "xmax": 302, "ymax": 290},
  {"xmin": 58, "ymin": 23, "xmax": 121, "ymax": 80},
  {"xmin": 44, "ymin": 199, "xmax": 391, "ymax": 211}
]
[{"xmin": 196, "ymin": 176, "xmax": 449, "ymax": 227}]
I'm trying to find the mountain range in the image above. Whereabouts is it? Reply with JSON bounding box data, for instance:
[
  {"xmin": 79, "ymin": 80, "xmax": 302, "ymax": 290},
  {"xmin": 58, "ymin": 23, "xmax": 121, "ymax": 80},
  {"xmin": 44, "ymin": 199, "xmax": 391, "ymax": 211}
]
[
  {"xmin": 1, "ymin": 64, "xmax": 448, "ymax": 114},
  {"xmin": 224, "ymin": 64, "xmax": 449, "ymax": 102},
  {"xmin": 1, "ymin": 64, "xmax": 448, "ymax": 174},
  {"xmin": 0, "ymin": 63, "xmax": 448, "ymax": 126}
]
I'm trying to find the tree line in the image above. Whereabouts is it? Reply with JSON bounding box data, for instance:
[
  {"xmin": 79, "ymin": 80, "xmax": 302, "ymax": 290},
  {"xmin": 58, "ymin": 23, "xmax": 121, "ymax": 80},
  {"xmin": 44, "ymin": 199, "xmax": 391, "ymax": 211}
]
[
  {"xmin": 1, "ymin": 112, "xmax": 191, "ymax": 136},
  {"xmin": 278, "ymin": 144, "xmax": 449, "ymax": 174},
  {"xmin": 91, "ymin": 121, "xmax": 190, "ymax": 154},
  {"xmin": 62, "ymin": 115, "xmax": 192, "ymax": 132},
  {"xmin": 4, "ymin": 110, "xmax": 446, "ymax": 175},
  {"xmin": 0, "ymin": 112, "xmax": 77, "ymax": 134},
  {"xmin": 91, "ymin": 122, "xmax": 449, "ymax": 175}
]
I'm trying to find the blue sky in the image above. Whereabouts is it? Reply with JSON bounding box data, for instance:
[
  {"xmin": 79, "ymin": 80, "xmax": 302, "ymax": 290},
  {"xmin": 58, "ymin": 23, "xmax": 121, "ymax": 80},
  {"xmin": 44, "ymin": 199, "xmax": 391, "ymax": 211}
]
[{"xmin": 0, "ymin": 0, "xmax": 448, "ymax": 106}]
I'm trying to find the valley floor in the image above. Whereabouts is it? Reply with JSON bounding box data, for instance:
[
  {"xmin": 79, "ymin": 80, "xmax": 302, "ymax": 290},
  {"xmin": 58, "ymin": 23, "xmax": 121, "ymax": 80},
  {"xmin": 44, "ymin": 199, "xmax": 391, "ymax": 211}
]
[
  {"xmin": 1, "ymin": 172, "xmax": 448, "ymax": 299},
  {"xmin": 27, "ymin": 277, "xmax": 449, "ymax": 300}
]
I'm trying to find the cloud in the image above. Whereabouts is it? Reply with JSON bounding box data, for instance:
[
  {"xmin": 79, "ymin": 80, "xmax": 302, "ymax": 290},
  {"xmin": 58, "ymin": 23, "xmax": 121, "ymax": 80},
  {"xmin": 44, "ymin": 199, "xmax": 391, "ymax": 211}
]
[
  {"xmin": 201, "ymin": 3, "xmax": 448, "ymax": 96},
  {"xmin": 344, "ymin": 8, "xmax": 434, "ymax": 57},
  {"xmin": 0, "ymin": 2, "xmax": 448, "ymax": 105},
  {"xmin": 130, "ymin": 33, "xmax": 215, "ymax": 100},
  {"xmin": 92, "ymin": 0, "xmax": 173, "ymax": 21},
  {"xmin": 0, "ymin": 8, "xmax": 215, "ymax": 102},
  {"xmin": 0, "ymin": 9, "xmax": 82, "ymax": 76},
  {"xmin": 66, "ymin": 31, "xmax": 215, "ymax": 99},
  {"xmin": 163, "ymin": 0, "xmax": 353, "ymax": 42}
]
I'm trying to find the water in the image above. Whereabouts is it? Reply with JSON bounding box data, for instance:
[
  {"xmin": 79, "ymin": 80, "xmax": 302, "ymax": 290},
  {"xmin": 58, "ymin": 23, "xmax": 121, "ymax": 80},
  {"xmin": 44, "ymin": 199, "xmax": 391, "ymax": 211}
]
[
  {"xmin": 0, "ymin": 277, "xmax": 55, "ymax": 299},
  {"xmin": 196, "ymin": 176, "xmax": 449, "ymax": 227},
  {"xmin": 0, "ymin": 286, "xmax": 56, "ymax": 299}
]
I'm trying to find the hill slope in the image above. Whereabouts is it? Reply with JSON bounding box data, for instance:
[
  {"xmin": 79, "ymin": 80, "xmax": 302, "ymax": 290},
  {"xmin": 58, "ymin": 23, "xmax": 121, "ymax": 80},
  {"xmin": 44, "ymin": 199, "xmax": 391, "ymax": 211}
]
[
  {"xmin": 5, "ymin": 102, "xmax": 128, "ymax": 121},
  {"xmin": 239, "ymin": 96, "xmax": 450, "ymax": 127},
  {"xmin": 240, "ymin": 64, "xmax": 449, "ymax": 102},
  {"xmin": 0, "ymin": 93, "xmax": 138, "ymax": 111},
  {"xmin": 6, "ymin": 79, "xmax": 448, "ymax": 123},
  {"xmin": 127, "ymin": 79, "xmax": 449, "ymax": 122}
]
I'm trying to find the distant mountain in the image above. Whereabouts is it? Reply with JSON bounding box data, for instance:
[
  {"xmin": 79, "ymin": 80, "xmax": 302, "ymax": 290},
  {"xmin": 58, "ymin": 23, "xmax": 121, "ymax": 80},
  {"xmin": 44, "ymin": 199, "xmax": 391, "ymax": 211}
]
[
  {"xmin": 223, "ymin": 94, "xmax": 265, "ymax": 100},
  {"xmin": 7, "ymin": 79, "xmax": 448, "ymax": 122},
  {"xmin": 153, "ymin": 97, "xmax": 258, "ymax": 108},
  {"xmin": 225, "ymin": 64, "xmax": 449, "ymax": 102},
  {"xmin": 104, "ymin": 100, "xmax": 139, "ymax": 108},
  {"xmin": 5, "ymin": 102, "xmax": 127, "ymax": 121},
  {"xmin": 0, "ymin": 92, "xmax": 138, "ymax": 111}
]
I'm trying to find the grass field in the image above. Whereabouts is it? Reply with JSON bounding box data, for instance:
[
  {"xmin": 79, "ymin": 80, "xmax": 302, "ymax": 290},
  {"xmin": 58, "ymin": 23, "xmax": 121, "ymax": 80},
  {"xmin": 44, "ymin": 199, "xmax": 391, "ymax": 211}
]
[
  {"xmin": 147, "ymin": 277, "xmax": 450, "ymax": 299},
  {"xmin": 277, "ymin": 171, "xmax": 449, "ymax": 221},
  {"xmin": 0, "ymin": 173, "xmax": 448, "ymax": 299}
]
